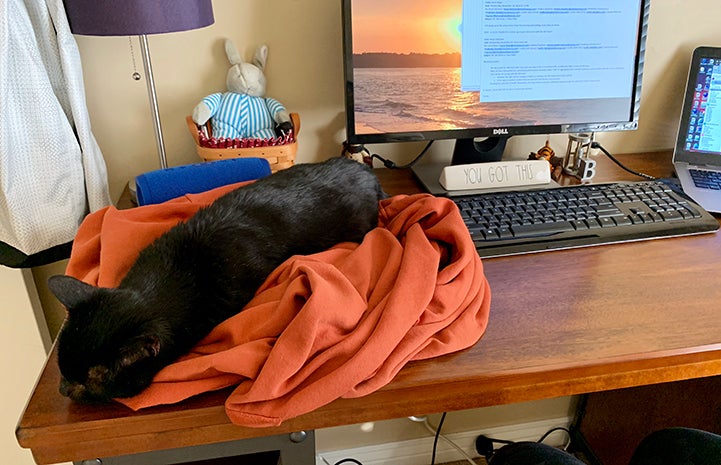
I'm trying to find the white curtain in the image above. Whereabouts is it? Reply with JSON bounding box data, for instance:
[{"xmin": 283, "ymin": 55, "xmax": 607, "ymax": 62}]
[{"xmin": 0, "ymin": 0, "xmax": 111, "ymax": 265}]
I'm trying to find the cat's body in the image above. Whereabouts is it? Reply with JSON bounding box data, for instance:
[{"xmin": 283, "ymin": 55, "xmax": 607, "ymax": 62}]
[{"xmin": 48, "ymin": 157, "xmax": 384, "ymax": 402}]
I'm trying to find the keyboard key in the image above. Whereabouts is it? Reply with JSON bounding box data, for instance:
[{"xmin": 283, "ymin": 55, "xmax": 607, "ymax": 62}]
[
  {"xmin": 598, "ymin": 217, "xmax": 616, "ymax": 228},
  {"xmin": 614, "ymin": 216, "xmax": 633, "ymax": 226},
  {"xmin": 511, "ymin": 221, "xmax": 575, "ymax": 237},
  {"xmin": 659, "ymin": 210, "xmax": 683, "ymax": 221}
]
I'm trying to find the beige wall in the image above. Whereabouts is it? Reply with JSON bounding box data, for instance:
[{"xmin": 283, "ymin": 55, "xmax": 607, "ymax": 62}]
[
  {"xmin": 0, "ymin": 267, "xmax": 64, "ymax": 465},
  {"xmin": 32, "ymin": 0, "xmax": 721, "ymax": 455},
  {"xmin": 74, "ymin": 0, "xmax": 721, "ymax": 203},
  {"xmin": 75, "ymin": 0, "xmax": 351, "ymax": 202}
]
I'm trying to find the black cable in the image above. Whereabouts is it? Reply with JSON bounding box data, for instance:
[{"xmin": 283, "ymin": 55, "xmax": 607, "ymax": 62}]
[
  {"xmin": 591, "ymin": 141, "xmax": 656, "ymax": 181},
  {"xmin": 370, "ymin": 140, "xmax": 434, "ymax": 169},
  {"xmin": 430, "ymin": 412, "xmax": 447, "ymax": 465},
  {"xmin": 334, "ymin": 458, "xmax": 364, "ymax": 465},
  {"xmin": 537, "ymin": 426, "xmax": 571, "ymax": 444},
  {"xmin": 475, "ymin": 434, "xmax": 515, "ymax": 461}
]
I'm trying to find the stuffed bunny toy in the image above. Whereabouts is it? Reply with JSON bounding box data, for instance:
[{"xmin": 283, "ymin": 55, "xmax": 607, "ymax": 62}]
[{"xmin": 192, "ymin": 39, "xmax": 291, "ymax": 140}]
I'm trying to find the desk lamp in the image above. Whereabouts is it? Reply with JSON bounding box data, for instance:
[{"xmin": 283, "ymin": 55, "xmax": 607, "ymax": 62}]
[{"xmin": 63, "ymin": 0, "xmax": 215, "ymax": 169}]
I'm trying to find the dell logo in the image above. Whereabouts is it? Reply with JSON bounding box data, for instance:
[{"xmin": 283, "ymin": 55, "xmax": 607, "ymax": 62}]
[{"xmin": 493, "ymin": 128, "xmax": 509, "ymax": 135}]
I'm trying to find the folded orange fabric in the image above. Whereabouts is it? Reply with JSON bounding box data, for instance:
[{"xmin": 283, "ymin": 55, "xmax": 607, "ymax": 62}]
[{"xmin": 65, "ymin": 184, "xmax": 491, "ymax": 427}]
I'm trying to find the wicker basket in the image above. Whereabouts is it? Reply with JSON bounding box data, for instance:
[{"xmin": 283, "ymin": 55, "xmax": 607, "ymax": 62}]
[{"xmin": 186, "ymin": 112, "xmax": 300, "ymax": 172}]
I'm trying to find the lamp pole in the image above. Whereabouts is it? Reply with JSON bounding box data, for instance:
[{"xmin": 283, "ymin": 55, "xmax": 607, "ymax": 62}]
[{"xmin": 138, "ymin": 34, "xmax": 168, "ymax": 169}]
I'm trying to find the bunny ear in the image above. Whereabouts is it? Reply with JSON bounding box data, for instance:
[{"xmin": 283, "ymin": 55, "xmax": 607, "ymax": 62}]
[
  {"xmin": 224, "ymin": 38, "xmax": 243, "ymax": 65},
  {"xmin": 253, "ymin": 45, "xmax": 269, "ymax": 71}
]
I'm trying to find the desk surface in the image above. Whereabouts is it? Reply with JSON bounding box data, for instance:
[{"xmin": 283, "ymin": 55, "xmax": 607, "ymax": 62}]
[{"xmin": 17, "ymin": 151, "xmax": 721, "ymax": 464}]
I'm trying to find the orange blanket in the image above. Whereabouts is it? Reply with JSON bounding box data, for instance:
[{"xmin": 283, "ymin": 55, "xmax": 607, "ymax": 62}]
[{"xmin": 65, "ymin": 184, "xmax": 491, "ymax": 427}]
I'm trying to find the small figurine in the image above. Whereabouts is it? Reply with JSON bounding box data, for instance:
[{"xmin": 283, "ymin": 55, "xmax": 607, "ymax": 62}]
[
  {"xmin": 563, "ymin": 133, "xmax": 596, "ymax": 181},
  {"xmin": 528, "ymin": 139, "xmax": 563, "ymax": 180},
  {"xmin": 341, "ymin": 141, "xmax": 372, "ymax": 167},
  {"xmin": 192, "ymin": 39, "xmax": 291, "ymax": 140}
]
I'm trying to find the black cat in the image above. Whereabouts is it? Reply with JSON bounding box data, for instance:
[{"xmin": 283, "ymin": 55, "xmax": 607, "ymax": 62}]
[{"xmin": 48, "ymin": 157, "xmax": 384, "ymax": 402}]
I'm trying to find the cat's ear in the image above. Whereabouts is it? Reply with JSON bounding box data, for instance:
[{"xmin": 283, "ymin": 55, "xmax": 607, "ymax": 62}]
[
  {"xmin": 119, "ymin": 335, "xmax": 162, "ymax": 368},
  {"xmin": 47, "ymin": 275, "xmax": 99, "ymax": 310}
]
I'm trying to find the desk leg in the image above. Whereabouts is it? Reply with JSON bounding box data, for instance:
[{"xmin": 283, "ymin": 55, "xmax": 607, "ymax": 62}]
[
  {"xmin": 73, "ymin": 430, "xmax": 316, "ymax": 465},
  {"xmin": 279, "ymin": 430, "xmax": 316, "ymax": 465}
]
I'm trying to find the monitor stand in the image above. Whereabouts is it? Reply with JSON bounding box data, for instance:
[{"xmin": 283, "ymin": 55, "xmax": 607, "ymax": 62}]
[
  {"xmin": 451, "ymin": 136, "xmax": 508, "ymax": 165},
  {"xmin": 413, "ymin": 136, "xmax": 510, "ymax": 196}
]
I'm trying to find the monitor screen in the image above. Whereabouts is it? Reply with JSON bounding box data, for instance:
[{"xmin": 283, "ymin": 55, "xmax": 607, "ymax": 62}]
[
  {"xmin": 676, "ymin": 47, "xmax": 721, "ymax": 160},
  {"xmin": 342, "ymin": 0, "xmax": 650, "ymax": 153}
]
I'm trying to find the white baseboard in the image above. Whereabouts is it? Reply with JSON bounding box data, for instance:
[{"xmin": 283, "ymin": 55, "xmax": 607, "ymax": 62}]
[{"xmin": 316, "ymin": 416, "xmax": 572, "ymax": 465}]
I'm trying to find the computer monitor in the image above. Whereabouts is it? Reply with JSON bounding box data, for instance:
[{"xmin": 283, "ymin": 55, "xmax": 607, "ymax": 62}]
[{"xmin": 341, "ymin": 0, "xmax": 650, "ymax": 165}]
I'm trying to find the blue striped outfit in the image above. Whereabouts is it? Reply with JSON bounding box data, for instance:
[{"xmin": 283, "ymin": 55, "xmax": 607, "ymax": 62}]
[{"xmin": 201, "ymin": 92, "xmax": 286, "ymax": 139}]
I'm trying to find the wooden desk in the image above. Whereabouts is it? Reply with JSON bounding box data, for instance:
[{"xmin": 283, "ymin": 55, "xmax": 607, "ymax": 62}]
[{"xmin": 17, "ymin": 151, "xmax": 721, "ymax": 464}]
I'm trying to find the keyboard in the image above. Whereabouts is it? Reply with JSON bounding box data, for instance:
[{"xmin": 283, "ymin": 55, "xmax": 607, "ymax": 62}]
[
  {"xmin": 453, "ymin": 180, "xmax": 720, "ymax": 257},
  {"xmin": 689, "ymin": 168, "xmax": 721, "ymax": 190}
]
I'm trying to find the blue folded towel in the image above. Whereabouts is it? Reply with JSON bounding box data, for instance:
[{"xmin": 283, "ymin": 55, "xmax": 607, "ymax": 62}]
[{"xmin": 135, "ymin": 158, "xmax": 272, "ymax": 206}]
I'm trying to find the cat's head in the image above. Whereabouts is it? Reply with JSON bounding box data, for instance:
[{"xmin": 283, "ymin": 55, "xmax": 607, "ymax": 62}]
[{"xmin": 48, "ymin": 275, "xmax": 167, "ymax": 402}]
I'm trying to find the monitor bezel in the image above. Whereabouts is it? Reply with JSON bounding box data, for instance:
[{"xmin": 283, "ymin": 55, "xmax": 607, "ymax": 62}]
[{"xmin": 342, "ymin": 0, "xmax": 650, "ymax": 145}]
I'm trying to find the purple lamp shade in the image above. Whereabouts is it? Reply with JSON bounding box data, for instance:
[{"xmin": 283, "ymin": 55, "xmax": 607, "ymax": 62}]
[{"xmin": 64, "ymin": 0, "xmax": 215, "ymax": 36}]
